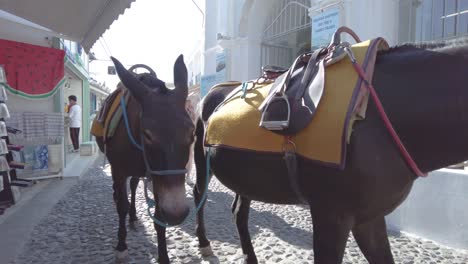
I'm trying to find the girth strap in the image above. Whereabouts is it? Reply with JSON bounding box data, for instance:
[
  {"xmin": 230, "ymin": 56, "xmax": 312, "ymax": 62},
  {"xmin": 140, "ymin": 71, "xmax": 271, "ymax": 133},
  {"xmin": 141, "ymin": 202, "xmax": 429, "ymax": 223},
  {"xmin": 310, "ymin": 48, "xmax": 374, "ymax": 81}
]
[{"xmin": 283, "ymin": 137, "xmax": 308, "ymax": 204}]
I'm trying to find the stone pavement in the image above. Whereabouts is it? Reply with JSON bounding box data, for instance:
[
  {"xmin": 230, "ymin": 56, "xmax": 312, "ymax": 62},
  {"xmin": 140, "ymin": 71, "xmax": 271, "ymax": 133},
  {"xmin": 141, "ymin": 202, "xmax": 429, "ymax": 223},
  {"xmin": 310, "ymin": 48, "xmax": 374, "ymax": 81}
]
[{"xmin": 9, "ymin": 156, "xmax": 468, "ymax": 263}]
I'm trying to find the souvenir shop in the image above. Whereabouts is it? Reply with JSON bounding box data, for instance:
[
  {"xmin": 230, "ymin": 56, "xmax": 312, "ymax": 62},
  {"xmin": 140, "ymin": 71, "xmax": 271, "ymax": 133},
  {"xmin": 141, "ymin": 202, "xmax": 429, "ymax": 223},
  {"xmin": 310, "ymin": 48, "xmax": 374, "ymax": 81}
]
[{"xmin": 0, "ymin": 38, "xmax": 65, "ymax": 215}]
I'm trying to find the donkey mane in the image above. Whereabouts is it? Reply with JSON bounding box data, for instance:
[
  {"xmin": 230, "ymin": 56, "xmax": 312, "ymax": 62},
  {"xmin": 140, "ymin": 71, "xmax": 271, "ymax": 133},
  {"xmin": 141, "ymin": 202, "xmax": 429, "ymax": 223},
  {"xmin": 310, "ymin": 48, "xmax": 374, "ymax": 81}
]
[
  {"xmin": 379, "ymin": 36, "xmax": 468, "ymax": 57},
  {"xmin": 137, "ymin": 73, "xmax": 168, "ymax": 93}
]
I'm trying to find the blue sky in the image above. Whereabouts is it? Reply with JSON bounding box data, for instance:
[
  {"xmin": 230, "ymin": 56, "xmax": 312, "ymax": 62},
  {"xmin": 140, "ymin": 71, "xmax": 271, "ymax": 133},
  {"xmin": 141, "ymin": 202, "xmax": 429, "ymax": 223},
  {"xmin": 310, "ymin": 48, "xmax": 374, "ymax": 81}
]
[{"xmin": 89, "ymin": 0, "xmax": 204, "ymax": 90}]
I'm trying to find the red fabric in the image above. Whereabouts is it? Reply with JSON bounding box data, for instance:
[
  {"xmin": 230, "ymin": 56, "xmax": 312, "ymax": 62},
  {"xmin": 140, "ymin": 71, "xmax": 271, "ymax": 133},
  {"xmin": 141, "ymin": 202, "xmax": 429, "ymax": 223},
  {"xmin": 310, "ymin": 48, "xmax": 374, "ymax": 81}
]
[{"xmin": 0, "ymin": 39, "xmax": 65, "ymax": 95}]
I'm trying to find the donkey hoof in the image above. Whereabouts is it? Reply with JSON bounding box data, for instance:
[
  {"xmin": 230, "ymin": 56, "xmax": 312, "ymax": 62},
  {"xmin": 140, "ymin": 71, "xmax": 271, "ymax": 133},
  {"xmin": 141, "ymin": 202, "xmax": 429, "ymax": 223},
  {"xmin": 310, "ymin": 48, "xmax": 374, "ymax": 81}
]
[
  {"xmin": 157, "ymin": 256, "xmax": 170, "ymax": 264},
  {"xmin": 115, "ymin": 249, "xmax": 129, "ymax": 261},
  {"xmin": 199, "ymin": 245, "xmax": 214, "ymax": 257},
  {"xmin": 129, "ymin": 220, "xmax": 138, "ymax": 230},
  {"xmin": 201, "ymin": 255, "xmax": 220, "ymax": 264},
  {"xmin": 240, "ymin": 254, "xmax": 258, "ymax": 264}
]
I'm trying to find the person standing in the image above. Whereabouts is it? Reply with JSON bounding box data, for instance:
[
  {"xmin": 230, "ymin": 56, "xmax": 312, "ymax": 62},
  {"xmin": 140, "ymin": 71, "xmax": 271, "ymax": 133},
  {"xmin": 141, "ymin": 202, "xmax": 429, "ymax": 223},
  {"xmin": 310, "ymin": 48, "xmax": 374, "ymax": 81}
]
[{"xmin": 68, "ymin": 95, "xmax": 82, "ymax": 152}]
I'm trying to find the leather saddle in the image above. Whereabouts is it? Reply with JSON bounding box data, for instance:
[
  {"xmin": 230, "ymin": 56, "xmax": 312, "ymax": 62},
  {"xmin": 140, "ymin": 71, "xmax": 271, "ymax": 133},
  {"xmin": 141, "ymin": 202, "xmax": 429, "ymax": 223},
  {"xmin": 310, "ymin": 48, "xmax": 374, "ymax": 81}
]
[
  {"xmin": 258, "ymin": 26, "xmax": 361, "ymax": 136},
  {"xmin": 97, "ymin": 64, "xmax": 159, "ymax": 125},
  {"xmin": 262, "ymin": 65, "xmax": 288, "ymax": 80},
  {"xmin": 97, "ymin": 87, "xmax": 123, "ymax": 124}
]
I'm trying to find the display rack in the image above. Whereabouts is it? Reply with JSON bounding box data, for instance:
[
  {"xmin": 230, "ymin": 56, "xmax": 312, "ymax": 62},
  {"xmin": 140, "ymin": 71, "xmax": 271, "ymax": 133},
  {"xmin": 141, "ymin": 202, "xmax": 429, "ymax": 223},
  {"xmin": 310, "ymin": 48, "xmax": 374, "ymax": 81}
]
[{"xmin": 0, "ymin": 67, "xmax": 27, "ymax": 215}]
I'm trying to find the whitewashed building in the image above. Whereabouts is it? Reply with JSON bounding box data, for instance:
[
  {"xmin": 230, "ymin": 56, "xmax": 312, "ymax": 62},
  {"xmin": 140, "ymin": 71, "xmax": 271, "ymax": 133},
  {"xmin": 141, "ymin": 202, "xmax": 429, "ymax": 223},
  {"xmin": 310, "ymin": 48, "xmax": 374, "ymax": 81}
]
[{"xmin": 190, "ymin": 0, "xmax": 467, "ymax": 95}]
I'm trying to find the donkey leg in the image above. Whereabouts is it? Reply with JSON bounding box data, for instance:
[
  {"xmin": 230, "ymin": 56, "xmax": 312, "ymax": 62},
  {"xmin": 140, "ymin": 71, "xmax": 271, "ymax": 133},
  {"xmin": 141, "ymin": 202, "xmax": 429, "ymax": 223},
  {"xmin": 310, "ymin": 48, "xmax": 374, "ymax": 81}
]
[
  {"xmin": 193, "ymin": 183, "xmax": 214, "ymax": 257},
  {"xmin": 154, "ymin": 211, "xmax": 169, "ymax": 264},
  {"xmin": 352, "ymin": 216, "xmax": 395, "ymax": 264},
  {"xmin": 233, "ymin": 195, "xmax": 257, "ymax": 264},
  {"xmin": 310, "ymin": 209, "xmax": 354, "ymax": 264},
  {"xmin": 193, "ymin": 118, "xmax": 214, "ymax": 257},
  {"xmin": 231, "ymin": 194, "xmax": 240, "ymax": 214},
  {"xmin": 113, "ymin": 174, "xmax": 130, "ymax": 259},
  {"xmin": 129, "ymin": 176, "xmax": 139, "ymax": 223}
]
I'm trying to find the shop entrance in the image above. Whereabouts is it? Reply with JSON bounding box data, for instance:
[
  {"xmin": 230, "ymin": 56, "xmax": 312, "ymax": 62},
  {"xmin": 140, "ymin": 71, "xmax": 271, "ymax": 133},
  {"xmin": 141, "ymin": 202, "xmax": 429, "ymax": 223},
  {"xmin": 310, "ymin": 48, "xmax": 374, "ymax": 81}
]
[{"xmin": 63, "ymin": 73, "xmax": 83, "ymax": 165}]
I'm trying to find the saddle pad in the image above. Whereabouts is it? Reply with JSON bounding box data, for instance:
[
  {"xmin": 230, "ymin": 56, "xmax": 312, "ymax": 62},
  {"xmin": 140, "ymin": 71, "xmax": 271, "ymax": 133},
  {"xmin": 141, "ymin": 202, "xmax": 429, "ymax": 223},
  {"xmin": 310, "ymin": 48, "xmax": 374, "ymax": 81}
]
[
  {"xmin": 91, "ymin": 83, "xmax": 129, "ymax": 140},
  {"xmin": 205, "ymin": 39, "xmax": 386, "ymax": 168}
]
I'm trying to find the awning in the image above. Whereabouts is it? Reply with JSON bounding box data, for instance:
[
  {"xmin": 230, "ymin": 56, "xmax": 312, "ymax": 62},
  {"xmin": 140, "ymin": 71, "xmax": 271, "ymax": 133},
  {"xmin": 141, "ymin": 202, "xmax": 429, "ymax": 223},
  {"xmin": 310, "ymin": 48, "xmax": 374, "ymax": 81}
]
[
  {"xmin": 0, "ymin": 0, "xmax": 136, "ymax": 53},
  {"xmin": 90, "ymin": 83, "xmax": 110, "ymax": 96}
]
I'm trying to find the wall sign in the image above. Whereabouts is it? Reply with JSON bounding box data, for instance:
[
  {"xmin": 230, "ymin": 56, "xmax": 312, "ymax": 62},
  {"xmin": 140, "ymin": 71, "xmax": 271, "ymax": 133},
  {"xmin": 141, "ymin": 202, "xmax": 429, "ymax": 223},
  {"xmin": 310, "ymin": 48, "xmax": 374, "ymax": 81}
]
[
  {"xmin": 312, "ymin": 7, "xmax": 341, "ymax": 48},
  {"xmin": 215, "ymin": 50, "xmax": 227, "ymax": 81},
  {"xmin": 200, "ymin": 49, "xmax": 228, "ymax": 98},
  {"xmin": 200, "ymin": 74, "xmax": 218, "ymax": 98}
]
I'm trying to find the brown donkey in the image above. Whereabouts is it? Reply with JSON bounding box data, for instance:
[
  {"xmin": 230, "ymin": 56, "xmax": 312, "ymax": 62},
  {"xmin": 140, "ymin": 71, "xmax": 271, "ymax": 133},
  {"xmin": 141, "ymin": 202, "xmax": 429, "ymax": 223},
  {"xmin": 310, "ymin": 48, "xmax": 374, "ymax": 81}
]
[{"xmin": 96, "ymin": 55, "xmax": 194, "ymax": 263}]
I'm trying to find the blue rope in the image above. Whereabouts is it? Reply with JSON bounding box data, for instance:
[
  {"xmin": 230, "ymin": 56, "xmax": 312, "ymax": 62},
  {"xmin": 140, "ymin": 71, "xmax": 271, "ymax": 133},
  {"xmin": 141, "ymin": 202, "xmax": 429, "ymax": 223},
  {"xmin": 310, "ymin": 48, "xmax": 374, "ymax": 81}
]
[
  {"xmin": 120, "ymin": 96, "xmax": 143, "ymax": 151},
  {"xmin": 145, "ymin": 147, "xmax": 211, "ymax": 227},
  {"xmin": 240, "ymin": 82, "xmax": 248, "ymax": 98}
]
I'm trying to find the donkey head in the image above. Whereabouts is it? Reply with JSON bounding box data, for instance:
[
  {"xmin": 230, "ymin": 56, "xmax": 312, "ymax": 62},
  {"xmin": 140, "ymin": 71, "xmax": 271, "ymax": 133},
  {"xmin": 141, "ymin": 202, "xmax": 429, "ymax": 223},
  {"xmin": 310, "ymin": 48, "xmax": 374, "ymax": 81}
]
[{"xmin": 111, "ymin": 55, "xmax": 194, "ymax": 225}]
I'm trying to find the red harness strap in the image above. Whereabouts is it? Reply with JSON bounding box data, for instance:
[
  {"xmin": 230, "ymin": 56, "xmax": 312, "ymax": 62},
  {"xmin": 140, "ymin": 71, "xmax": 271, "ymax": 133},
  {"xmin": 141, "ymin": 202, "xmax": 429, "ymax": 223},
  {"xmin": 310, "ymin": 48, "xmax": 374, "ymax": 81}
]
[{"xmin": 350, "ymin": 61, "xmax": 427, "ymax": 177}]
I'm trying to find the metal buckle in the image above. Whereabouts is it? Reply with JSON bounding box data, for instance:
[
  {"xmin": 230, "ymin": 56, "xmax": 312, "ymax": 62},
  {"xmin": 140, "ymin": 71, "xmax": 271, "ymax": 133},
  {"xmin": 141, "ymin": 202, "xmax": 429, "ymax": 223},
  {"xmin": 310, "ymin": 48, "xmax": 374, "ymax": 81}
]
[
  {"xmin": 343, "ymin": 44, "xmax": 357, "ymax": 63},
  {"xmin": 282, "ymin": 136, "xmax": 296, "ymax": 153},
  {"xmin": 259, "ymin": 93, "xmax": 291, "ymax": 130},
  {"xmin": 324, "ymin": 42, "xmax": 352, "ymax": 66}
]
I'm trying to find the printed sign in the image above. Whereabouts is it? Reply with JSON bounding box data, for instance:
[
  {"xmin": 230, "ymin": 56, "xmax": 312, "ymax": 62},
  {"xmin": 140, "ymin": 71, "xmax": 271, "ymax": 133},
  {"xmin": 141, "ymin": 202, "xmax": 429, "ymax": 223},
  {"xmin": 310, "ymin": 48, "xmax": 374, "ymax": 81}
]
[
  {"xmin": 200, "ymin": 49, "xmax": 228, "ymax": 98},
  {"xmin": 200, "ymin": 74, "xmax": 218, "ymax": 98},
  {"xmin": 216, "ymin": 50, "xmax": 227, "ymax": 79},
  {"xmin": 312, "ymin": 7, "xmax": 340, "ymax": 48}
]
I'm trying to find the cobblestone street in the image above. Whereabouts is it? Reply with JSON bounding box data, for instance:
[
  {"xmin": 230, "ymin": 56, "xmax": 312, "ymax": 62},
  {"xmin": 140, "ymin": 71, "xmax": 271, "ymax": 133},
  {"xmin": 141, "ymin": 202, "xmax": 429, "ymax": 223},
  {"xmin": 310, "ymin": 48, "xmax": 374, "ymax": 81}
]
[{"xmin": 10, "ymin": 156, "xmax": 468, "ymax": 264}]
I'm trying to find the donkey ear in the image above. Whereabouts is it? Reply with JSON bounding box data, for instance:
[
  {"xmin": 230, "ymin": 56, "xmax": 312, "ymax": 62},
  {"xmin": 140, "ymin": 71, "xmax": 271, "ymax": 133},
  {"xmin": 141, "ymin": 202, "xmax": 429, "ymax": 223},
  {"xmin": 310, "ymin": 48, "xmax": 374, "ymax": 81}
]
[
  {"xmin": 111, "ymin": 57, "xmax": 149, "ymax": 102},
  {"xmin": 173, "ymin": 54, "xmax": 188, "ymax": 100}
]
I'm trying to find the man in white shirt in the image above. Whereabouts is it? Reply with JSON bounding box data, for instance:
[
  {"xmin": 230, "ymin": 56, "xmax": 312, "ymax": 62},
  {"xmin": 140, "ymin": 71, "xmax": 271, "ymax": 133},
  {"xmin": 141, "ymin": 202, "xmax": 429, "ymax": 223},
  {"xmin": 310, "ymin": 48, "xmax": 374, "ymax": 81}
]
[{"xmin": 68, "ymin": 95, "xmax": 82, "ymax": 152}]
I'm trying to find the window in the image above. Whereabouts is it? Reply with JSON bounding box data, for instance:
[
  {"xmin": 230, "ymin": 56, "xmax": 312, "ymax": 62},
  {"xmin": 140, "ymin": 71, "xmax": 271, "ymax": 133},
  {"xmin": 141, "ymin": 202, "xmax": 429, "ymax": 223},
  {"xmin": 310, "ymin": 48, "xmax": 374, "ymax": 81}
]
[
  {"xmin": 409, "ymin": 0, "xmax": 468, "ymax": 42},
  {"xmin": 90, "ymin": 93, "xmax": 97, "ymax": 114}
]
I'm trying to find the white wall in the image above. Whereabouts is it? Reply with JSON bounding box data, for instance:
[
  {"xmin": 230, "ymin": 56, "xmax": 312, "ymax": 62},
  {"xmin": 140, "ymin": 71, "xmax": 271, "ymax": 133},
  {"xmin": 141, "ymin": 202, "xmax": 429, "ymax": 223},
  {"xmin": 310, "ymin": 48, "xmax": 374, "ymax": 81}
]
[
  {"xmin": 202, "ymin": 0, "xmax": 258, "ymax": 80},
  {"xmin": 225, "ymin": 38, "xmax": 249, "ymax": 81},
  {"xmin": 243, "ymin": 0, "xmax": 277, "ymax": 79},
  {"xmin": 187, "ymin": 38, "xmax": 204, "ymax": 86},
  {"xmin": 204, "ymin": 1, "xmax": 219, "ymax": 54},
  {"xmin": 198, "ymin": 0, "xmax": 402, "ymax": 83},
  {"xmin": 63, "ymin": 74, "xmax": 83, "ymax": 148},
  {"xmin": 6, "ymin": 92, "xmax": 56, "ymax": 113},
  {"xmin": 343, "ymin": 0, "xmax": 398, "ymax": 46},
  {"xmin": 237, "ymin": 0, "xmax": 400, "ymax": 80},
  {"xmin": 308, "ymin": 0, "xmax": 399, "ymax": 46},
  {"xmin": 386, "ymin": 169, "xmax": 468, "ymax": 250},
  {"xmin": 63, "ymin": 76, "xmax": 83, "ymax": 109},
  {"xmin": 0, "ymin": 15, "xmax": 54, "ymax": 47}
]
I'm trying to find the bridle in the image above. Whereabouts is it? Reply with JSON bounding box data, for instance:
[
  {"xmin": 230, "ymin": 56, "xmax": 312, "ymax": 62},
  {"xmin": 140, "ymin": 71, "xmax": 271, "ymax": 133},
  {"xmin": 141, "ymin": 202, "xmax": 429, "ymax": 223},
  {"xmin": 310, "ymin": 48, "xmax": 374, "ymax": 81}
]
[
  {"xmin": 118, "ymin": 65, "xmax": 200, "ymax": 228},
  {"xmin": 121, "ymin": 64, "xmax": 188, "ymax": 177},
  {"xmin": 139, "ymin": 121, "xmax": 188, "ymax": 177}
]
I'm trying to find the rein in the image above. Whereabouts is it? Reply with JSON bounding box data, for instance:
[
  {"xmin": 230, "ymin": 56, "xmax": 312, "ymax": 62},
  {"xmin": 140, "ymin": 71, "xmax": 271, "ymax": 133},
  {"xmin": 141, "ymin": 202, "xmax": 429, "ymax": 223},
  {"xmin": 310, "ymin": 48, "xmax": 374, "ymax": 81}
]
[
  {"xmin": 333, "ymin": 27, "xmax": 427, "ymax": 177},
  {"xmin": 276, "ymin": 27, "xmax": 427, "ymax": 202},
  {"xmin": 344, "ymin": 46, "xmax": 427, "ymax": 177},
  {"xmin": 119, "ymin": 96, "xmax": 209, "ymax": 227},
  {"xmin": 120, "ymin": 96, "xmax": 187, "ymax": 176}
]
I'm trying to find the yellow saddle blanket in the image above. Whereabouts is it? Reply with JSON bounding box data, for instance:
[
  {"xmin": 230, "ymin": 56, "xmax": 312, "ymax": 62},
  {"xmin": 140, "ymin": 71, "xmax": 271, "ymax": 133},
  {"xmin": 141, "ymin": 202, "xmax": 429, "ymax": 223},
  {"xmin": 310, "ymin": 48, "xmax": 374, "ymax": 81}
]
[
  {"xmin": 205, "ymin": 39, "xmax": 388, "ymax": 168},
  {"xmin": 90, "ymin": 83, "xmax": 129, "ymax": 140}
]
